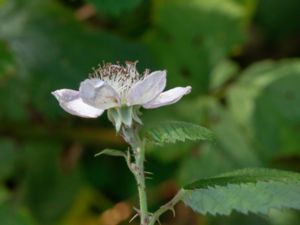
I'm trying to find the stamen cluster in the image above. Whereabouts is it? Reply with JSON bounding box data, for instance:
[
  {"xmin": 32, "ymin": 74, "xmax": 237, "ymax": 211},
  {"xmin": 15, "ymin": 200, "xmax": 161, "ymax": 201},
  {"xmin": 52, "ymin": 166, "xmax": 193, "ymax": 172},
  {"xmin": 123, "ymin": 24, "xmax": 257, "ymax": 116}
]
[{"xmin": 90, "ymin": 61, "xmax": 149, "ymax": 98}]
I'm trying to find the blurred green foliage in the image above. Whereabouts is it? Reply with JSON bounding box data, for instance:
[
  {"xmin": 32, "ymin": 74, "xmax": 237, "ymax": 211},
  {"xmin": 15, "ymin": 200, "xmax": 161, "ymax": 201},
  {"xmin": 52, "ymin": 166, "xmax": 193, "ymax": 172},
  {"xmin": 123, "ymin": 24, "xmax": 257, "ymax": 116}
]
[{"xmin": 0, "ymin": 0, "xmax": 300, "ymax": 225}]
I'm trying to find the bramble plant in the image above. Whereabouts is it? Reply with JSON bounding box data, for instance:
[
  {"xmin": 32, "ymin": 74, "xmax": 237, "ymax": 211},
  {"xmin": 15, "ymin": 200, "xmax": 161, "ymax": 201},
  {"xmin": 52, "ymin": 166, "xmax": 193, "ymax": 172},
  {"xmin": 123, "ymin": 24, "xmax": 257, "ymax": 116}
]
[{"xmin": 53, "ymin": 61, "xmax": 300, "ymax": 225}]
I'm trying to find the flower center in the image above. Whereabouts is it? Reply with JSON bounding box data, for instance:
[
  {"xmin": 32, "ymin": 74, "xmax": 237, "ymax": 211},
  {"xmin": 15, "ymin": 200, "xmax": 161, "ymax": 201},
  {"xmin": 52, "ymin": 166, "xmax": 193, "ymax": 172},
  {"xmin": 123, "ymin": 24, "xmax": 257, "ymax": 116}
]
[{"xmin": 90, "ymin": 61, "xmax": 149, "ymax": 100}]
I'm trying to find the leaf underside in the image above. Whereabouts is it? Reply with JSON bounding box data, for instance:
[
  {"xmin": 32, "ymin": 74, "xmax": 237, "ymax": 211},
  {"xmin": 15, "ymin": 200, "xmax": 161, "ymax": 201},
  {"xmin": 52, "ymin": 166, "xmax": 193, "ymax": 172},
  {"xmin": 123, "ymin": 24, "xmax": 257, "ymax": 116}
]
[
  {"xmin": 183, "ymin": 168, "xmax": 300, "ymax": 215},
  {"xmin": 144, "ymin": 121, "xmax": 214, "ymax": 144}
]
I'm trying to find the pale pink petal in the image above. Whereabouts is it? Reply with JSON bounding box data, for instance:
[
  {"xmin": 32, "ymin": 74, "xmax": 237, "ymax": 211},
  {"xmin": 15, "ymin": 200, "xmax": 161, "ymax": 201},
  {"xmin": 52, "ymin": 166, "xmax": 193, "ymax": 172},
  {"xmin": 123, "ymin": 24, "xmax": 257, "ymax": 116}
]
[
  {"xmin": 143, "ymin": 86, "xmax": 192, "ymax": 109},
  {"xmin": 79, "ymin": 78, "xmax": 120, "ymax": 110},
  {"xmin": 52, "ymin": 89, "xmax": 104, "ymax": 118},
  {"xmin": 127, "ymin": 70, "xmax": 167, "ymax": 106}
]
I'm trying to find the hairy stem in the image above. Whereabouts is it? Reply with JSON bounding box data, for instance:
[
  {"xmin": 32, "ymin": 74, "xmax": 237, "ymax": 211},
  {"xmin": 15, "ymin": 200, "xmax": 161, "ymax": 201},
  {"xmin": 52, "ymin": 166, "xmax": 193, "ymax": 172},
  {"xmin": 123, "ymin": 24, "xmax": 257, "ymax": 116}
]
[
  {"xmin": 122, "ymin": 125, "xmax": 185, "ymax": 225},
  {"xmin": 122, "ymin": 126, "xmax": 149, "ymax": 225},
  {"xmin": 135, "ymin": 144, "xmax": 148, "ymax": 224}
]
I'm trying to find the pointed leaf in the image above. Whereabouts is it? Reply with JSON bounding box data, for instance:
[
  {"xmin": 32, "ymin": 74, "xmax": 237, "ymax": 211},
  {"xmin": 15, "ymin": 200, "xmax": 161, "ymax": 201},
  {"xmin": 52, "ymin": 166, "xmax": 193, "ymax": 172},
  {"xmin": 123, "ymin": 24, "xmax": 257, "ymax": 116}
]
[
  {"xmin": 182, "ymin": 168, "xmax": 300, "ymax": 215},
  {"xmin": 144, "ymin": 121, "xmax": 214, "ymax": 145}
]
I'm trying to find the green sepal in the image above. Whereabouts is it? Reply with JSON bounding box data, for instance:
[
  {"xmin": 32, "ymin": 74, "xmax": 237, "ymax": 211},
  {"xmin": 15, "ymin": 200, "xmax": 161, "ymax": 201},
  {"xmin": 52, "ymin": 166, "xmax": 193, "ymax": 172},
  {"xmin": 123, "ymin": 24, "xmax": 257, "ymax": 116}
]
[
  {"xmin": 107, "ymin": 106, "xmax": 142, "ymax": 132},
  {"xmin": 119, "ymin": 107, "xmax": 133, "ymax": 127},
  {"xmin": 107, "ymin": 108, "xmax": 122, "ymax": 132},
  {"xmin": 132, "ymin": 106, "xmax": 143, "ymax": 124}
]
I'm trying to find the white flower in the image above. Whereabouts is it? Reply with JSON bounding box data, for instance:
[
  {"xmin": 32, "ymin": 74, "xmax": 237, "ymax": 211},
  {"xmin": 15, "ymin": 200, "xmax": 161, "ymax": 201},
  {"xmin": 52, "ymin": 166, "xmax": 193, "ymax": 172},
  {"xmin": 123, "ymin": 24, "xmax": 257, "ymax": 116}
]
[{"xmin": 52, "ymin": 61, "xmax": 191, "ymax": 121}]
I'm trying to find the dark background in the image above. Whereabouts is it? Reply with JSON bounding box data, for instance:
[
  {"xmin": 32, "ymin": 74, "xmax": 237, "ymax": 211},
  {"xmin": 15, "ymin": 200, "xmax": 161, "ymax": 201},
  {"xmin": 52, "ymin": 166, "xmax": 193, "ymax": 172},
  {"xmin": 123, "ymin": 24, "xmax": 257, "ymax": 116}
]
[{"xmin": 0, "ymin": 0, "xmax": 300, "ymax": 224}]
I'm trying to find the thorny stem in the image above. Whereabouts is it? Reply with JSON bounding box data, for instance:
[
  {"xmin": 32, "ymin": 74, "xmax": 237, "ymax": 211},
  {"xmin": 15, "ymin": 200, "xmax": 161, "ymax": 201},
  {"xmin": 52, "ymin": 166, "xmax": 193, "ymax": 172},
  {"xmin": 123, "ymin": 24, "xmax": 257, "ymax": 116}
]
[
  {"xmin": 148, "ymin": 189, "xmax": 186, "ymax": 225},
  {"xmin": 122, "ymin": 125, "xmax": 149, "ymax": 225},
  {"xmin": 122, "ymin": 124, "xmax": 185, "ymax": 225}
]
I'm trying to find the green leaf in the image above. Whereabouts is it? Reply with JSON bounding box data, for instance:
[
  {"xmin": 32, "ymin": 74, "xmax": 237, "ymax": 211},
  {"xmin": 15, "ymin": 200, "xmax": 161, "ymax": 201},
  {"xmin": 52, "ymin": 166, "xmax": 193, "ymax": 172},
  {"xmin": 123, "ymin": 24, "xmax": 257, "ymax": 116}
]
[
  {"xmin": 182, "ymin": 168, "xmax": 300, "ymax": 215},
  {"xmin": 95, "ymin": 149, "xmax": 126, "ymax": 158},
  {"xmin": 144, "ymin": 121, "xmax": 214, "ymax": 144}
]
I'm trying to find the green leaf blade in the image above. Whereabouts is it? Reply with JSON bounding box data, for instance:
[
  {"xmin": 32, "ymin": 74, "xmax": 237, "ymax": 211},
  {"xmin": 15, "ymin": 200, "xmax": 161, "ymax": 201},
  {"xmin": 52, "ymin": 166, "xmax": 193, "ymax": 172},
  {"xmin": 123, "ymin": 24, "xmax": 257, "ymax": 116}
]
[
  {"xmin": 144, "ymin": 121, "xmax": 214, "ymax": 145},
  {"xmin": 183, "ymin": 168, "xmax": 300, "ymax": 215}
]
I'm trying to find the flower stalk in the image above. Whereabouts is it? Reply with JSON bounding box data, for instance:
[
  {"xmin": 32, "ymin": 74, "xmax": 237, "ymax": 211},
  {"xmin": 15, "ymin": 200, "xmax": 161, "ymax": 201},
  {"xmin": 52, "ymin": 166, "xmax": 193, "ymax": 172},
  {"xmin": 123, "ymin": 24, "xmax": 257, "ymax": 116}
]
[
  {"xmin": 121, "ymin": 125, "xmax": 149, "ymax": 225},
  {"xmin": 135, "ymin": 143, "xmax": 148, "ymax": 225},
  {"xmin": 122, "ymin": 124, "xmax": 185, "ymax": 225}
]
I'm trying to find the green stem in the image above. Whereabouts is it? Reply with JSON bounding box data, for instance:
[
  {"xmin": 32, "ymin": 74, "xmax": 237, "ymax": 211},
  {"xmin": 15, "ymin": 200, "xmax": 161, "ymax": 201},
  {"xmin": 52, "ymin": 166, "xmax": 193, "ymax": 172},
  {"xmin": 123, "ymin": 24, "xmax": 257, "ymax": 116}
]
[
  {"xmin": 148, "ymin": 189, "xmax": 186, "ymax": 225},
  {"xmin": 136, "ymin": 143, "xmax": 148, "ymax": 224},
  {"xmin": 122, "ymin": 125, "xmax": 184, "ymax": 225},
  {"xmin": 122, "ymin": 126, "xmax": 149, "ymax": 225}
]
